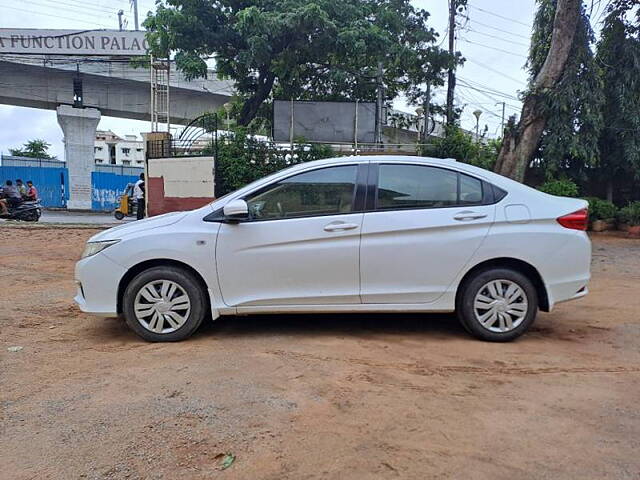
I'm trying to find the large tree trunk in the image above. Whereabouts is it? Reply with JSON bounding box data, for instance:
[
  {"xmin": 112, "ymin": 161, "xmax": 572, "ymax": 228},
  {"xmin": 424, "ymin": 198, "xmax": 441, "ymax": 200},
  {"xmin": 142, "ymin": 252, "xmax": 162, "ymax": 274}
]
[
  {"xmin": 238, "ymin": 71, "xmax": 276, "ymax": 126},
  {"xmin": 494, "ymin": 0, "xmax": 581, "ymax": 182}
]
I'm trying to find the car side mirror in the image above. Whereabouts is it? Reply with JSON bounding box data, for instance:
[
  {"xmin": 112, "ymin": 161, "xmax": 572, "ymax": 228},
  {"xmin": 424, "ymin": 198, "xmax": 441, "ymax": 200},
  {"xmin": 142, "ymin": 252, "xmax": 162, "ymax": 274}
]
[{"xmin": 223, "ymin": 199, "xmax": 249, "ymax": 222}]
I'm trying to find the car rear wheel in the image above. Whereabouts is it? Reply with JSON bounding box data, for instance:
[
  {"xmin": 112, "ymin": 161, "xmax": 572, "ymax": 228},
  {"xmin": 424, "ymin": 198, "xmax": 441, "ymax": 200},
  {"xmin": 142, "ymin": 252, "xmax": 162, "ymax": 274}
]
[
  {"xmin": 122, "ymin": 266, "xmax": 207, "ymax": 342},
  {"xmin": 457, "ymin": 268, "xmax": 538, "ymax": 342}
]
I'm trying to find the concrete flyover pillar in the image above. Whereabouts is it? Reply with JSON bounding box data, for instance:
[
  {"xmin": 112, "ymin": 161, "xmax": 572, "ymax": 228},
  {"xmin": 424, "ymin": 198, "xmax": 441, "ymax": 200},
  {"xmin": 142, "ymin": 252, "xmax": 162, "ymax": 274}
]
[{"xmin": 56, "ymin": 105, "xmax": 101, "ymax": 210}]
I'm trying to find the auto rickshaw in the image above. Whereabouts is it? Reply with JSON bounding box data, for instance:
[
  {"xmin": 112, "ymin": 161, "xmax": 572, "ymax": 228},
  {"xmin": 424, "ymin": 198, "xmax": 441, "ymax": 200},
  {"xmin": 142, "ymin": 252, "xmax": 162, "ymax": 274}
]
[{"xmin": 114, "ymin": 183, "xmax": 137, "ymax": 220}]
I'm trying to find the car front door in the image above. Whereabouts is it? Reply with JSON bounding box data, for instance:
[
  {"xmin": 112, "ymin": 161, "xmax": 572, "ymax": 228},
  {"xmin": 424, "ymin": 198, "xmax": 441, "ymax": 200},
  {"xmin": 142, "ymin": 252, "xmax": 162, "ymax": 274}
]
[
  {"xmin": 215, "ymin": 163, "xmax": 367, "ymax": 308},
  {"xmin": 360, "ymin": 162, "xmax": 495, "ymax": 304}
]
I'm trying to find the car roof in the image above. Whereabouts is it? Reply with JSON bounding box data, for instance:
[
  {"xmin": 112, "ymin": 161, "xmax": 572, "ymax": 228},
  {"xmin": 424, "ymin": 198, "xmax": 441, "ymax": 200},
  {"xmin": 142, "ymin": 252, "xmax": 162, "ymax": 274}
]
[{"xmin": 302, "ymin": 155, "xmax": 456, "ymax": 166}]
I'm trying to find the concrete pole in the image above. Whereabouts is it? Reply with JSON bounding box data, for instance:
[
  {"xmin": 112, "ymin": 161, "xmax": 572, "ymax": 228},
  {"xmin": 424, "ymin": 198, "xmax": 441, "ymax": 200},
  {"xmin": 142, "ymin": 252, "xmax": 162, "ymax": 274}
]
[
  {"xmin": 56, "ymin": 105, "xmax": 101, "ymax": 210},
  {"xmin": 446, "ymin": 0, "xmax": 457, "ymax": 126},
  {"xmin": 375, "ymin": 61, "xmax": 384, "ymax": 145},
  {"xmin": 132, "ymin": 0, "xmax": 139, "ymax": 31}
]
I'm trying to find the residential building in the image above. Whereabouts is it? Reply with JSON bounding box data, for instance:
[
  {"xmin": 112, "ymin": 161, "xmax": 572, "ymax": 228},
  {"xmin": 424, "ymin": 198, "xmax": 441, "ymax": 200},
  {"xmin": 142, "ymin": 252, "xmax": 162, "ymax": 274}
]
[{"xmin": 94, "ymin": 130, "xmax": 145, "ymax": 166}]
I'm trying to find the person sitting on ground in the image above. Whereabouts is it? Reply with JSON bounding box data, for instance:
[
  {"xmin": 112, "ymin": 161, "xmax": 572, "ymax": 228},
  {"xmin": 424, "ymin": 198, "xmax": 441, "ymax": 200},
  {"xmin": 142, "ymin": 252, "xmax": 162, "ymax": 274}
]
[
  {"xmin": 0, "ymin": 180, "xmax": 23, "ymax": 215},
  {"xmin": 25, "ymin": 180, "xmax": 38, "ymax": 201},
  {"xmin": 16, "ymin": 179, "xmax": 27, "ymax": 198}
]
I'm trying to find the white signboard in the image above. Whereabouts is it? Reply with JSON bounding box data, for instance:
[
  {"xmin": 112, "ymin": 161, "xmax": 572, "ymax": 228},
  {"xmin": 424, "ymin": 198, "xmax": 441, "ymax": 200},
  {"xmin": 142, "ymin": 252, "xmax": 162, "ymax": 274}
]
[{"xmin": 0, "ymin": 29, "xmax": 148, "ymax": 56}]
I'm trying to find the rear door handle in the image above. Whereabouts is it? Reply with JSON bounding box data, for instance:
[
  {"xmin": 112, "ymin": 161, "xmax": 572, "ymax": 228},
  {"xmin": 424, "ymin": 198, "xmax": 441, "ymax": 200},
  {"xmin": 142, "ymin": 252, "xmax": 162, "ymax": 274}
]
[
  {"xmin": 453, "ymin": 211, "xmax": 487, "ymax": 221},
  {"xmin": 324, "ymin": 222, "xmax": 359, "ymax": 232}
]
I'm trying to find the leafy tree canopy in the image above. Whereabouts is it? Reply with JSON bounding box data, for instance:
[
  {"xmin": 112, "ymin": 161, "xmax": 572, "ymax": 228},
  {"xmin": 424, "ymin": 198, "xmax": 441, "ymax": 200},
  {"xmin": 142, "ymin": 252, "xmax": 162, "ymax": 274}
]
[
  {"xmin": 423, "ymin": 125, "xmax": 500, "ymax": 172},
  {"xmin": 204, "ymin": 127, "xmax": 334, "ymax": 195},
  {"xmin": 9, "ymin": 139, "xmax": 55, "ymax": 159},
  {"xmin": 596, "ymin": 0, "xmax": 640, "ymax": 186},
  {"xmin": 526, "ymin": 0, "xmax": 603, "ymax": 182},
  {"xmin": 144, "ymin": 0, "xmax": 454, "ymax": 126}
]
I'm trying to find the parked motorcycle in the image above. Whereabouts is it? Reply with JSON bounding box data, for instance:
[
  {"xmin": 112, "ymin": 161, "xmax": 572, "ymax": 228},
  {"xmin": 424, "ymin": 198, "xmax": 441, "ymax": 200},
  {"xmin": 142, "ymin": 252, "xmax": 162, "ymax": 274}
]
[{"xmin": 0, "ymin": 200, "xmax": 42, "ymax": 222}]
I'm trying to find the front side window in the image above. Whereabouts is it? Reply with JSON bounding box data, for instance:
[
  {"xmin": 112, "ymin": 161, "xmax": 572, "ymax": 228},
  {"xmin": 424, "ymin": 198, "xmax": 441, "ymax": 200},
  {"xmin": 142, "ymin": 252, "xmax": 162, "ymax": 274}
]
[
  {"xmin": 376, "ymin": 164, "xmax": 484, "ymax": 210},
  {"xmin": 245, "ymin": 165, "xmax": 357, "ymax": 220}
]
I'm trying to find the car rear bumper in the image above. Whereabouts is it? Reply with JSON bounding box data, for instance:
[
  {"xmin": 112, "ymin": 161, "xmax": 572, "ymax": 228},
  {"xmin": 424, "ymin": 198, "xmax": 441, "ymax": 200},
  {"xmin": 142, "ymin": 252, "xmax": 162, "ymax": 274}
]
[
  {"xmin": 74, "ymin": 252, "xmax": 127, "ymax": 317},
  {"xmin": 546, "ymin": 279, "xmax": 589, "ymax": 309},
  {"xmin": 543, "ymin": 231, "xmax": 591, "ymax": 310}
]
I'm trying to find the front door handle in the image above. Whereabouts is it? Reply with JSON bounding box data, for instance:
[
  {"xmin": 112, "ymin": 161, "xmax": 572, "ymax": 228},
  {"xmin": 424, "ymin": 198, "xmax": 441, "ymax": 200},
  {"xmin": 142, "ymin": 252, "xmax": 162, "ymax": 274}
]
[
  {"xmin": 324, "ymin": 222, "xmax": 359, "ymax": 232},
  {"xmin": 453, "ymin": 211, "xmax": 487, "ymax": 221}
]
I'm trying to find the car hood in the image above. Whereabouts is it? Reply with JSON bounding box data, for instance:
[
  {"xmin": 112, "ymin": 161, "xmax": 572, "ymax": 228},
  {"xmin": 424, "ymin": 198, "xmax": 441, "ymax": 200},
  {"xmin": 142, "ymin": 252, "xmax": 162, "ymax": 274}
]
[{"xmin": 89, "ymin": 211, "xmax": 188, "ymax": 242}]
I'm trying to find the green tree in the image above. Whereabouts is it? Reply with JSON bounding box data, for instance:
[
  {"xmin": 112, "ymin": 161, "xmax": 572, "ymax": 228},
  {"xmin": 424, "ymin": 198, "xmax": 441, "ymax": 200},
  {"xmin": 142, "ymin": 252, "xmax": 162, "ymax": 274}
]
[
  {"xmin": 9, "ymin": 139, "xmax": 55, "ymax": 159},
  {"xmin": 525, "ymin": 0, "xmax": 603, "ymax": 183},
  {"xmin": 595, "ymin": 0, "xmax": 640, "ymax": 202},
  {"xmin": 144, "ymin": 0, "xmax": 452, "ymax": 126},
  {"xmin": 494, "ymin": 0, "xmax": 583, "ymax": 181},
  {"xmin": 205, "ymin": 127, "xmax": 334, "ymax": 195},
  {"xmin": 423, "ymin": 125, "xmax": 499, "ymax": 171}
]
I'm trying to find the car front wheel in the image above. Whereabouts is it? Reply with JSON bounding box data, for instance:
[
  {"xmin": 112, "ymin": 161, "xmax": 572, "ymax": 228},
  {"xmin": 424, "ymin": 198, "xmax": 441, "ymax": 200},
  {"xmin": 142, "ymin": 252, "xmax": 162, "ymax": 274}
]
[
  {"xmin": 457, "ymin": 268, "xmax": 538, "ymax": 342},
  {"xmin": 122, "ymin": 266, "xmax": 207, "ymax": 342}
]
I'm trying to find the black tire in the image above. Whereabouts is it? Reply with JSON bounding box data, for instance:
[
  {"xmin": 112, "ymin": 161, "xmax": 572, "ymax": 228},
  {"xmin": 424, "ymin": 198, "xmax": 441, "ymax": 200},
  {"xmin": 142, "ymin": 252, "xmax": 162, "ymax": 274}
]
[
  {"xmin": 19, "ymin": 210, "xmax": 39, "ymax": 222},
  {"xmin": 114, "ymin": 211, "xmax": 125, "ymax": 220},
  {"xmin": 456, "ymin": 268, "xmax": 538, "ymax": 342},
  {"xmin": 122, "ymin": 266, "xmax": 207, "ymax": 342}
]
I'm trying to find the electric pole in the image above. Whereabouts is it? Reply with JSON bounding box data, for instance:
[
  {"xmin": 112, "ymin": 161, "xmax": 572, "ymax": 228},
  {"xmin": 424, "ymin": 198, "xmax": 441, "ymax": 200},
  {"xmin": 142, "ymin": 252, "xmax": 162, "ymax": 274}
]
[
  {"xmin": 446, "ymin": 0, "xmax": 457, "ymax": 126},
  {"xmin": 117, "ymin": 10, "xmax": 124, "ymax": 31},
  {"xmin": 131, "ymin": 0, "xmax": 139, "ymax": 31},
  {"xmin": 422, "ymin": 83, "xmax": 431, "ymax": 143},
  {"xmin": 375, "ymin": 61, "xmax": 384, "ymax": 145},
  {"xmin": 497, "ymin": 101, "xmax": 506, "ymax": 137}
]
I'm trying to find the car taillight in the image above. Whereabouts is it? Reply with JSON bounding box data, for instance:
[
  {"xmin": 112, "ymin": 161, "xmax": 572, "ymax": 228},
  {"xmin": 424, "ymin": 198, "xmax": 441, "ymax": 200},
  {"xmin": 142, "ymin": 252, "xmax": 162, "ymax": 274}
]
[{"xmin": 557, "ymin": 208, "xmax": 588, "ymax": 231}]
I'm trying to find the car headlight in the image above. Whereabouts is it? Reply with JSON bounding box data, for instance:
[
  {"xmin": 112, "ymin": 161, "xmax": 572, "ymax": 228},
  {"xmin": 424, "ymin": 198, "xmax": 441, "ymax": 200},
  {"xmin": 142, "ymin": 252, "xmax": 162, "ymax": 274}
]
[{"xmin": 81, "ymin": 240, "xmax": 120, "ymax": 259}]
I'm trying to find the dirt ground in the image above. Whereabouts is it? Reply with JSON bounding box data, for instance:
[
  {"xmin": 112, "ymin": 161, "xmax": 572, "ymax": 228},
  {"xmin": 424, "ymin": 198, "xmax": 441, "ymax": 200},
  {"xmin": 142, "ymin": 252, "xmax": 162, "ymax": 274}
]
[{"xmin": 1, "ymin": 228, "xmax": 639, "ymax": 480}]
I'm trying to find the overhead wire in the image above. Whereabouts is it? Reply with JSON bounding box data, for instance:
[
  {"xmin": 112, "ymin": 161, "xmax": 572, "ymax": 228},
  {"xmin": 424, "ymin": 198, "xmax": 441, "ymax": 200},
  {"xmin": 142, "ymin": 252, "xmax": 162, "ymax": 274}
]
[
  {"xmin": 467, "ymin": 3, "xmax": 533, "ymax": 28},
  {"xmin": 459, "ymin": 38, "xmax": 528, "ymax": 59},
  {"xmin": 0, "ymin": 4, "xmax": 113, "ymax": 27},
  {"xmin": 3, "ymin": 0, "xmax": 118, "ymax": 20},
  {"xmin": 460, "ymin": 16, "xmax": 531, "ymax": 40},
  {"xmin": 465, "ymin": 28, "xmax": 530, "ymax": 48},
  {"xmin": 464, "ymin": 58, "xmax": 527, "ymax": 86}
]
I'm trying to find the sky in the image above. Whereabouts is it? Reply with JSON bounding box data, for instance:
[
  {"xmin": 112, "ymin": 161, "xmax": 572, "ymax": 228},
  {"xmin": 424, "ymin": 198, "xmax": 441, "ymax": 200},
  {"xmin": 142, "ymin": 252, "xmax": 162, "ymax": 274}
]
[{"xmin": 0, "ymin": 0, "xmax": 607, "ymax": 159}]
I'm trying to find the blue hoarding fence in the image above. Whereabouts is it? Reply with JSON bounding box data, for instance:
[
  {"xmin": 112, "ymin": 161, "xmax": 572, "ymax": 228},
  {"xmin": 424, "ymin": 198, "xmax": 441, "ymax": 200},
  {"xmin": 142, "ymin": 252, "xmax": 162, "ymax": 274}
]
[
  {"xmin": 0, "ymin": 165, "xmax": 68, "ymax": 207},
  {"xmin": 1, "ymin": 155, "xmax": 143, "ymax": 211},
  {"xmin": 91, "ymin": 171, "xmax": 140, "ymax": 212}
]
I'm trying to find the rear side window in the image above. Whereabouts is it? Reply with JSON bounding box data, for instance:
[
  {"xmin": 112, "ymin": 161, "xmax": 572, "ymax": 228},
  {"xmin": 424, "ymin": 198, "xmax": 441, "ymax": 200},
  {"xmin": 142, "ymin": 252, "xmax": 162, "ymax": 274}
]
[
  {"xmin": 377, "ymin": 164, "xmax": 458, "ymax": 210},
  {"xmin": 459, "ymin": 174, "xmax": 483, "ymax": 205},
  {"xmin": 375, "ymin": 164, "xmax": 486, "ymax": 210}
]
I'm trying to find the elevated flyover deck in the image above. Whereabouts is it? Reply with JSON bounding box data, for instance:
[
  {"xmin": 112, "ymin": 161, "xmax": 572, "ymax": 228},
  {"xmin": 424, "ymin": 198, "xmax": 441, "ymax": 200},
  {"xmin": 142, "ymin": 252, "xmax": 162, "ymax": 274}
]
[{"xmin": 0, "ymin": 56, "xmax": 234, "ymax": 124}]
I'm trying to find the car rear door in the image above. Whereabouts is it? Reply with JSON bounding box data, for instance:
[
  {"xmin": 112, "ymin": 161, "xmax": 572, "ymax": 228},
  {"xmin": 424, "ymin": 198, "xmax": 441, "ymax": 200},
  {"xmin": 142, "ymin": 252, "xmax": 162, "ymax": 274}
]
[
  {"xmin": 360, "ymin": 162, "xmax": 495, "ymax": 304},
  {"xmin": 215, "ymin": 163, "xmax": 367, "ymax": 307}
]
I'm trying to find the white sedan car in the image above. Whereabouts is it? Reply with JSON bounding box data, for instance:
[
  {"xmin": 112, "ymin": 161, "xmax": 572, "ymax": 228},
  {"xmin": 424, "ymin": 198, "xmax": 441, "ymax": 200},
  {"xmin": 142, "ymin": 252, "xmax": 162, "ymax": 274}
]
[{"xmin": 75, "ymin": 156, "xmax": 591, "ymax": 342}]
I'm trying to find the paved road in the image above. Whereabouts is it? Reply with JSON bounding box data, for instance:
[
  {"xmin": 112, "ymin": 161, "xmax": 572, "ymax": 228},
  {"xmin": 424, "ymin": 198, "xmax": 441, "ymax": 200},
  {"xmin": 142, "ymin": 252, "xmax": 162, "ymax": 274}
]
[
  {"xmin": 40, "ymin": 210, "xmax": 135, "ymax": 225},
  {"xmin": 1, "ymin": 210, "xmax": 136, "ymax": 225}
]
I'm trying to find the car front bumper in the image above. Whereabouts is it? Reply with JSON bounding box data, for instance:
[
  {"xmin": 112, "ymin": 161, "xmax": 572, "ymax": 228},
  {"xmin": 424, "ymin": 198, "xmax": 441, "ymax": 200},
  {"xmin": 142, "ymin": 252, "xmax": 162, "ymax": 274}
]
[{"xmin": 74, "ymin": 252, "xmax": 127, "ymax": 317}]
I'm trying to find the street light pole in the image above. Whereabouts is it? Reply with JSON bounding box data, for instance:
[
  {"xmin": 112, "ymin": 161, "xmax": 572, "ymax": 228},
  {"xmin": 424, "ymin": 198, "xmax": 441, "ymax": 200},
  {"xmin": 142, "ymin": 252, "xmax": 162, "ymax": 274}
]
[
  {"xmin": 223, "ymin": 102, "xmax": 232, "ymax": 132},
  {"xmin": 473, "ymin": 109, "xmax": 482, "ymax": 144},
  {"xmin": 131, "ymin": 0, "xmax": 139, "ymax": 30}
]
